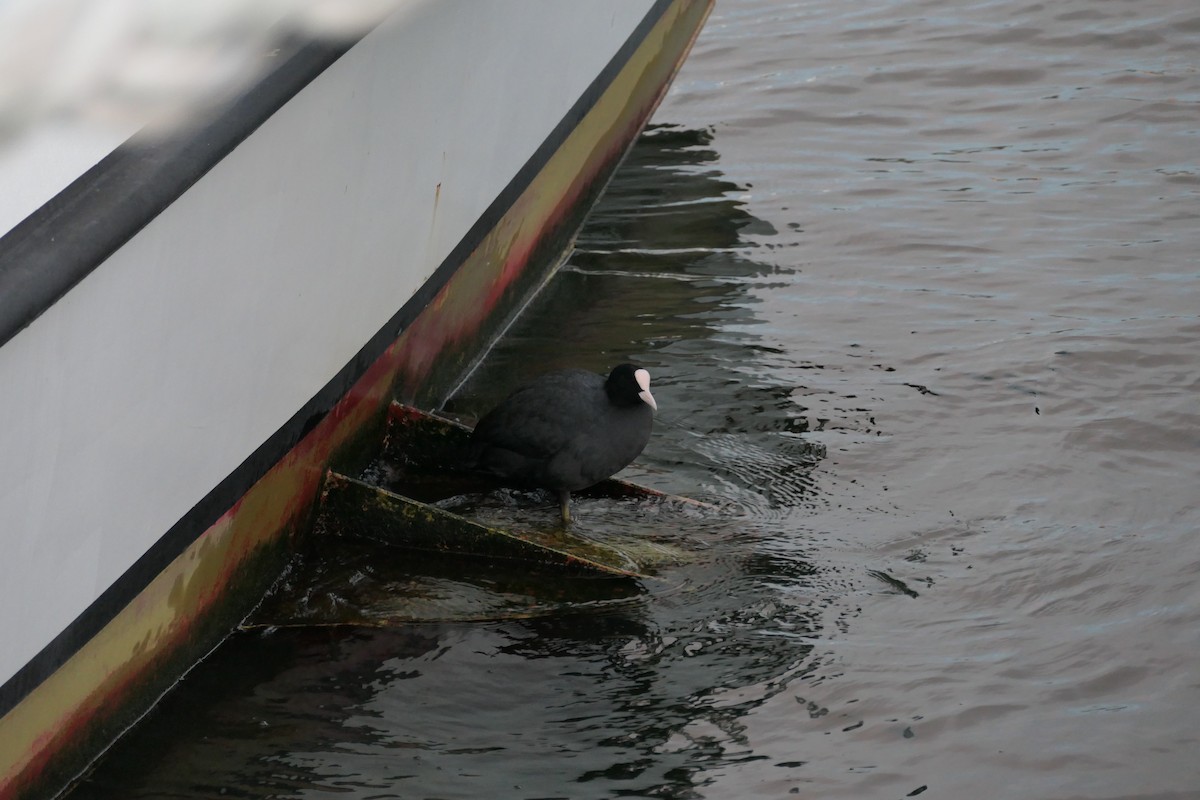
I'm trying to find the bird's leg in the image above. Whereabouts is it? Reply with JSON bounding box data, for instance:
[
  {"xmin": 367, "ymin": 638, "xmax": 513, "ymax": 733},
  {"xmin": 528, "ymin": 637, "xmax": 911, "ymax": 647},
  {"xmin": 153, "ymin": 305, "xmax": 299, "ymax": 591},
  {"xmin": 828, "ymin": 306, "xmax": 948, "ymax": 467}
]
[{"xmin": 558, "ymin": 490, "xmax": 572, "ymax": 525}]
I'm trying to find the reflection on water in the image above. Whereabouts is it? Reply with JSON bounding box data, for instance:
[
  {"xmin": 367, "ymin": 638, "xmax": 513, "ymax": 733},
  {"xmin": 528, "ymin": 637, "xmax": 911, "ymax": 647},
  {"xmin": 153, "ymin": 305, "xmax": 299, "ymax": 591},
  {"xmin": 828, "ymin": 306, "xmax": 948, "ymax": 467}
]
[{"xmin": 451, "ymin": 124, "xmax": 828, "ymax": 513}]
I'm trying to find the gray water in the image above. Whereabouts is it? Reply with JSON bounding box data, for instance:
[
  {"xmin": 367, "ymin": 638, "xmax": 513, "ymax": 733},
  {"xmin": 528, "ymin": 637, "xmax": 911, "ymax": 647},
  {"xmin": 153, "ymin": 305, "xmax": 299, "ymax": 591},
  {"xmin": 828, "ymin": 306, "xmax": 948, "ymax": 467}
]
[{"xmin": 71, "ymin": 1, "xmax": 1200, "ymax": 798}]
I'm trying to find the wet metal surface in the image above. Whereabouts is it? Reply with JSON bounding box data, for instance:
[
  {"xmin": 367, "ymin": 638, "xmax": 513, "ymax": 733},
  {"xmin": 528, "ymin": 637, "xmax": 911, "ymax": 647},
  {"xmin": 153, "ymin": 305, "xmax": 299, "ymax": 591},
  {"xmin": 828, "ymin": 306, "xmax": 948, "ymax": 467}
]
[{"xmin": 242, "ymin": 403, "xmax": 711, "ymax": 623}]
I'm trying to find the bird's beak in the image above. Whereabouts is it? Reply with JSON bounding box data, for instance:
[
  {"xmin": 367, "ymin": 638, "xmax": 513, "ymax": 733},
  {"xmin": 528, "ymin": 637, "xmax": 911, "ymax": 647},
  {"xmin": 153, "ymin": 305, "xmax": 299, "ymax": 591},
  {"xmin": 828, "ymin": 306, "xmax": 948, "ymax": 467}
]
[{"xmin": 634, "ymin": 368, "xmax": 657, "ymax": 412}]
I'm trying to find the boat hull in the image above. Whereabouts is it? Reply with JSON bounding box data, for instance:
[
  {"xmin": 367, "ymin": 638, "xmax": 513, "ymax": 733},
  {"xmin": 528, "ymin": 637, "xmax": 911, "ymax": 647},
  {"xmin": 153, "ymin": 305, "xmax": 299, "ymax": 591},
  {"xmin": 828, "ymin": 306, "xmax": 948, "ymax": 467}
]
[{"xmin": 0, "ymin": 1, "xmax": 712, "ymax": 797}]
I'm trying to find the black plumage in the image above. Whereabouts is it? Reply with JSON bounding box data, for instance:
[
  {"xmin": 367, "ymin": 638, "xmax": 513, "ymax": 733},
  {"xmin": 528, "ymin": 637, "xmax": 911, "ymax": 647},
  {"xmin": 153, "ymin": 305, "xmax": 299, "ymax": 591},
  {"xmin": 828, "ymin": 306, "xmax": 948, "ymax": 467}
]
[{"xmin": 469, "ymin": 363, "xmax": 657, "ymax": 522}]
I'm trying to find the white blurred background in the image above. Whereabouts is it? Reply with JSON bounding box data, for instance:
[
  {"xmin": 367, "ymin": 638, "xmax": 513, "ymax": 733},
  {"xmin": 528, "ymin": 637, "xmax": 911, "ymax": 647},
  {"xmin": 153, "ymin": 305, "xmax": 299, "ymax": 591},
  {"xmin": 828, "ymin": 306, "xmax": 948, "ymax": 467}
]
[
  {"xmin": 0, "ymin": 0, "xmax": 403, "ymax": 142},
  {"xmin": 0, "ymin": 0, "xmax": 402, "ymax": 233}
]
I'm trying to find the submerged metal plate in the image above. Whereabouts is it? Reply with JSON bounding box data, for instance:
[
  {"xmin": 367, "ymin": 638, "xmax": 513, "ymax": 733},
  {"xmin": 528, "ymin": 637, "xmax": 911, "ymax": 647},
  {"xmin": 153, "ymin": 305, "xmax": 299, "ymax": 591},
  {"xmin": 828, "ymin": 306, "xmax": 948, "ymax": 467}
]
[{"xmin": 246, "ymin": 403, "xmax": 712, "ymax": 627}]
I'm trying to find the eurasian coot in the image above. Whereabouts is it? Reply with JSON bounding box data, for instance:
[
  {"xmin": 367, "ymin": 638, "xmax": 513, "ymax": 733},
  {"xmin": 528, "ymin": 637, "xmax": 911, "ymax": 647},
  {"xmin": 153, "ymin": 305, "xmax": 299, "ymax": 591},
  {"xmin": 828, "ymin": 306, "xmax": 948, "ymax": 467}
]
[{"xmin": 469, "ymin": 363, "xmax": 657, "ymax": 523}]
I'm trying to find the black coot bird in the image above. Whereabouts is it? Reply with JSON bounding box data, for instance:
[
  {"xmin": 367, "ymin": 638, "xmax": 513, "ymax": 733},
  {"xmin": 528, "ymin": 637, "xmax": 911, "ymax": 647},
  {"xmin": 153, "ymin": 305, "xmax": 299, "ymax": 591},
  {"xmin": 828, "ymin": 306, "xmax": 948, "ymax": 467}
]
[{"xmin": 469, "ymin": 363, "xmax": 657, "ymax": 523}]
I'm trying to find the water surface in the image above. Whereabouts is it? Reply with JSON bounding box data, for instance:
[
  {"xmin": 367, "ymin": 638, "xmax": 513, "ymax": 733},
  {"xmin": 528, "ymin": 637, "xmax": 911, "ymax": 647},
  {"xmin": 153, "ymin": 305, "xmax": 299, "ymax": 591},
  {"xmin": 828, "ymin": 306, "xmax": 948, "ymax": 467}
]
[{"xmin": 71, "ymin": 1, "xmax": 1199, "ymax": 798}]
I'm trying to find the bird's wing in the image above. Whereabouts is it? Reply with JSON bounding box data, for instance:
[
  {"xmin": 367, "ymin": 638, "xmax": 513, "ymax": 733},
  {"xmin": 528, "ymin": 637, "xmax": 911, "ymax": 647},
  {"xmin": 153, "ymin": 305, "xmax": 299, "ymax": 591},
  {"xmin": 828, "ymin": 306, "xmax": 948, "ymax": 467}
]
[
  {"xmin": 470, "ymin": 380, "xmax": 594, "ymax": 460},
  {"xmin": 472, "ymin": 410, "xmax": 555, "ymax": 459}
]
